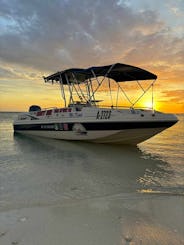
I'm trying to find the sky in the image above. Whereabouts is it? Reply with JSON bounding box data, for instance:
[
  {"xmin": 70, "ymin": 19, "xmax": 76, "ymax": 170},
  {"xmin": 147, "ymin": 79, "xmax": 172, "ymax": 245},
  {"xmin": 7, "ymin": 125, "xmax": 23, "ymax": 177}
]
[{"xmin": 0, "ymin": 0, "xmax": 183, "ymax": 112}]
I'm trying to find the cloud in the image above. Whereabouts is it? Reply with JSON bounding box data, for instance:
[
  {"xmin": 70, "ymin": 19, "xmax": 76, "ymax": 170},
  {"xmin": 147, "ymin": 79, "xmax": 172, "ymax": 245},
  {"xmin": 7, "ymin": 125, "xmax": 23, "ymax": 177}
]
[
  {"xmin": 0, "ymin": 0, "xmax": 183, "ymax": 113},
  {"xmin": 0, "ymin": 61, "xmax": 43, "ymax": 82},
  {"xmin": 0, "ymin": 66, "xmax": 16, "ymax": 79},
  {"xmin": 159, "ymin": 90, "xmax": 184, "ymax": 104},
  {"xmin": 1, "ymin": 0, "xmax": 181, "ymax": 73}
]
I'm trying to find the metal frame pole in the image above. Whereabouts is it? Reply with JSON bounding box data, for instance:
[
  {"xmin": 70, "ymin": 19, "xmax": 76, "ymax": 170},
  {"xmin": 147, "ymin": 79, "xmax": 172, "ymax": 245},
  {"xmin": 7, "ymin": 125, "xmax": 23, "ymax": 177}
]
[
  {"xmin": 108, "ymin": 78, "xmax": 113, "ymax": 107},
  {"xmin": 65, "ymin": 73, "xmax": 74, "ymax": 106},
  {"xmin": 116, "ymin": 85, "xmax": 120, "ymax": 109},
  {"xmin": 88, "ymin": 64, "xmax": 116, "ymax": 103},
  {"xmin": 71, "ymin": 72, "xmax": 88, "ymax": 102},
  {"xmin": 117, "ymin": 83, "xmax": 134, "ymax": 107},
  {"xmin": 132, "ymin": 80, "xmax": 156, "ymax": 107},
  {"xmin": 59, "ymin": 74, "xmax": 66, "ymax": 107},
  {"xmin": 89, "ymin": 78, "xmax": 96, "ymax": 106}
]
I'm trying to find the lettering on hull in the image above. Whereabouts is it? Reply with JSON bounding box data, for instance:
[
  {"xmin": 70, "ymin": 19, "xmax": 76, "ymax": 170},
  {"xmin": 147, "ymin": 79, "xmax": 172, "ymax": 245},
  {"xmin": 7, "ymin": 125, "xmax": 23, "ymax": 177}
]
[{"xmin": 96, "ymin": 110, "xmax": 111, "ymax": 119}]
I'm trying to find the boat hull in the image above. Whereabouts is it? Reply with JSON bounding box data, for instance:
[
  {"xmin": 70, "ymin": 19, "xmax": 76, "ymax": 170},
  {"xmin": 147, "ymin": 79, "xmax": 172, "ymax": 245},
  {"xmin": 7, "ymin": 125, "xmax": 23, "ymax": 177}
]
[
  {"xmin": 14, "ymin": 126, "xmax": 172, "ymax": 145},
  {"xmin": 13, "ymin": 108, "xmax": 178, "ymax": 145}
]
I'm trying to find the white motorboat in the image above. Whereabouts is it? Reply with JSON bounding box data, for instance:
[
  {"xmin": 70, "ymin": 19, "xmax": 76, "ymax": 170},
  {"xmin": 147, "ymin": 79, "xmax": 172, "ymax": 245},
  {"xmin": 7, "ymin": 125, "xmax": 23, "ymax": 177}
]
[{"xmin": 13, "ymin": 63, "xmax": 178, "ymax": 144}]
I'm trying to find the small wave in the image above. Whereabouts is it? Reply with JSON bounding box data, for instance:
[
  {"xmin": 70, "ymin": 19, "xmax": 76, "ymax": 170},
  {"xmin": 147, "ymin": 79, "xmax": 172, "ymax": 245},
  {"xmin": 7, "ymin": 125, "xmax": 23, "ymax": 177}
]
[{"xmin": 137, "ymin": 188, "xmax": 184, "ymax": 196}]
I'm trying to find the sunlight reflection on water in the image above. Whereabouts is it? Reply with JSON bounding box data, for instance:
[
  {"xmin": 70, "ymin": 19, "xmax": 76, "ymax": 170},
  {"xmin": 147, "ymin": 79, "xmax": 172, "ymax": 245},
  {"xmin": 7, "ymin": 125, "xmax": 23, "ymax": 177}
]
[
  {"xmin": 138, "ymin": 114, "xmax": 184, "ymax": 165},
  {"xmin": 137, "ymin": 114, "xmax": 184, "ymax": 193}
]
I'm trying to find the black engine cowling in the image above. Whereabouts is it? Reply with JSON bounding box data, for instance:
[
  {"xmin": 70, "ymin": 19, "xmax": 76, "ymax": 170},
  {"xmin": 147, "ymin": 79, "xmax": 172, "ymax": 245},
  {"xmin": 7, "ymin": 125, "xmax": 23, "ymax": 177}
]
[{"xmin": 29, "ymin": 105, "xmax": 41, "ymax": 112}]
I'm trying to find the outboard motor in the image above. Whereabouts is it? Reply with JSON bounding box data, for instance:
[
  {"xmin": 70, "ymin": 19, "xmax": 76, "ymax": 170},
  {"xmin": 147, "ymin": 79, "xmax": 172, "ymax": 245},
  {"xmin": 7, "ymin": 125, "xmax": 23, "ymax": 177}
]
[{"xmin": 29, "ymin": 105, "xmax": 41, "ymax": 112}]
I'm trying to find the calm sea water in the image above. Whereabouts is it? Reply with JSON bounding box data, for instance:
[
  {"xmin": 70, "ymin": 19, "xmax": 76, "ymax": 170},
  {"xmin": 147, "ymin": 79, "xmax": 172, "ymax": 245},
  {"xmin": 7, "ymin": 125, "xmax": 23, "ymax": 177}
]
[{"xmin": 0, "ymin": 112, "xmax": 183, "ymax": 212}]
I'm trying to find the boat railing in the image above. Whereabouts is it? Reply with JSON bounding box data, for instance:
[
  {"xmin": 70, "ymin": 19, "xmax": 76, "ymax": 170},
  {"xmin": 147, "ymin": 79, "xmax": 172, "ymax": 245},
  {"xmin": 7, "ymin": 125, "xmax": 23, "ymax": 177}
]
[
  {"xmin": 98, "ymin": 104, "xmax": 153, "ymax": 111},
  {"xmin": 42, "ymin": 107, "xmax": 58, "ymax": 111}
]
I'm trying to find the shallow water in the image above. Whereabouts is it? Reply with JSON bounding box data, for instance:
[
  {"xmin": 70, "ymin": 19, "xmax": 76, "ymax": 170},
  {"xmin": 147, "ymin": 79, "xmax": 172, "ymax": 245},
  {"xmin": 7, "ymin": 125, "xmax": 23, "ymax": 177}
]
[
  {"xmin": 0, "ymin": 112, "xmax": 183, "ymax": 207},
  {"xmin": 138, "ymin": 114, "xmax": 184, "ymax": 192},
  {"xmin": 0, "ymin": 112, "xmax": 184, "ymax": 244}
]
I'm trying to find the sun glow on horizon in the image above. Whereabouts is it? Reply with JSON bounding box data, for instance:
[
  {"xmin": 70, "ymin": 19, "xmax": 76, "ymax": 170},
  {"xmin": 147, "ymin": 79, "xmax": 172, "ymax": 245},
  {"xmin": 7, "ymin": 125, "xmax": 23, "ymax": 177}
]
[{"xmin": 142, "ymin": 100, "xmax": 153, "ymax": 109}]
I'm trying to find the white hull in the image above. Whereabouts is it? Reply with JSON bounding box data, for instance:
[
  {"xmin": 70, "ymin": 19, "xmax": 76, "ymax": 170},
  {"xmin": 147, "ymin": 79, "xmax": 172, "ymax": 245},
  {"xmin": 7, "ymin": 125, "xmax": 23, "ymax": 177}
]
[
  {"xmin": 15, "ymin": 127, "xmax": 167, "ymax": 145},
  {"xmin": 14, "ymin": 107, "xmax": 178, "ymax": 145}
]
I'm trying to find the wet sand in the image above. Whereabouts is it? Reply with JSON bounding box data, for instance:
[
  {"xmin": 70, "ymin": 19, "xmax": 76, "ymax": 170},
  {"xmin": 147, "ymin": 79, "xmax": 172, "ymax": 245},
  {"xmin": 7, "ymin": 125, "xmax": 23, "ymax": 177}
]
[{"xmin": 0, "ymin": 193, "xmax": 184, "ymax": 245}]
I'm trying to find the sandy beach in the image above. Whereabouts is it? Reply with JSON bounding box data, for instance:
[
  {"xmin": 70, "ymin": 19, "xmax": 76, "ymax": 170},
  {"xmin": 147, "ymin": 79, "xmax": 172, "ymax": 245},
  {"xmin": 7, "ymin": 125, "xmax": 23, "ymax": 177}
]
[{"xmin": 0, "ymin": 194, "xmax": 184, "ymax": 245}]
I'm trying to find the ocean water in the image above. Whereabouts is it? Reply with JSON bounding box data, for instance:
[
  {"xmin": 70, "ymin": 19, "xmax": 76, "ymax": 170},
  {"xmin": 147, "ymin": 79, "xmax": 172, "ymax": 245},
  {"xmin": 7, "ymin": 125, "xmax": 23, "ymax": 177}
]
[
  {"xmin": 0, "ymin": 112, "xmax": 184, "ymax": 244},
  {"xmin": 0, "ymin": 112, "xmax": 184, "ymax": 207}
]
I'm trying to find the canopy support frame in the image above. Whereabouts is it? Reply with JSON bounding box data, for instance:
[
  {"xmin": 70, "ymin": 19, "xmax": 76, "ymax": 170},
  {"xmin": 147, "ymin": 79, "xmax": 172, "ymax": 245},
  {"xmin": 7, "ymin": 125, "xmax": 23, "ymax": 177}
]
[
  {"xmin": 59, "ymin": 75, "xmax": 67, "ymax": 107},
  {"xmin": 131, "ymin": 79, "xmax": 156, "ymax": 108}
]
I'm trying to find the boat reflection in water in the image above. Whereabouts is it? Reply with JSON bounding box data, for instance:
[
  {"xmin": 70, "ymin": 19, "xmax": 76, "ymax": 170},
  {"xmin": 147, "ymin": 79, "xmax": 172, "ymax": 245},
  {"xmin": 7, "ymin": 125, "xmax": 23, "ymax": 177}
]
[{"xmin": 13, "ymin": 133, "xmax": 174, "ymax": 196}]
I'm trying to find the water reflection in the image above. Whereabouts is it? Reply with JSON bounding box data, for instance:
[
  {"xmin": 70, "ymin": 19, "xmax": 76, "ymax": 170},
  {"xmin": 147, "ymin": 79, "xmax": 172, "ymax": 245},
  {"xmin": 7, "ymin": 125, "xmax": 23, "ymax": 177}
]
[
  {"xmin": 12, "ymin": 134, "xmax": 179, "ymax": 200},
  {"xmin": 139, "ymin": 115, "xmax": 183, "ymax": 165}
]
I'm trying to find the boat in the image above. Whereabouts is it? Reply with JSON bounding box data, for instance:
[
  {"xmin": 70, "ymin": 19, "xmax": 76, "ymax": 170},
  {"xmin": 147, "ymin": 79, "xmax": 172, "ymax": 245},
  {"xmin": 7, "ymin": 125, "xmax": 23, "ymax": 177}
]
[{"xmin": 13, "ymin": 63, "xmax": 178, "ymax": 144}]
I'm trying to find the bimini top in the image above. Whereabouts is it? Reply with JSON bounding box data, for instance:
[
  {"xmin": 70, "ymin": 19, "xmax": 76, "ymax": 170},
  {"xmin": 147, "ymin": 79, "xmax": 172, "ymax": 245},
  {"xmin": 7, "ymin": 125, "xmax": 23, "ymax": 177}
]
[{"xmin": 44, "ymin": 63, "xmax": 157, "ymax": 84}]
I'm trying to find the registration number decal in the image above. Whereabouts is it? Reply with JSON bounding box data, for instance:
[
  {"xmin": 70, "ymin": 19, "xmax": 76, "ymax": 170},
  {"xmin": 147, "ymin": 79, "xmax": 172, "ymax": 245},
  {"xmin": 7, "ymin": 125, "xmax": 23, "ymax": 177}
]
[{"xmin": 96, "ymin": 110, "xmax": 111, "ymax": 119}]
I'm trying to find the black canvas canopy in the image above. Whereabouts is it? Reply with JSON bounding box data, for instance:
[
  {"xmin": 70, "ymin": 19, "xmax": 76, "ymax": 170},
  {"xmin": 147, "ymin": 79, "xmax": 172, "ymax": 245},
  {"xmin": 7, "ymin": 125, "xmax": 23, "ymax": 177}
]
[{"xmin": 44, "ymin": 63, "xmax": 157, "ymax": 84}]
